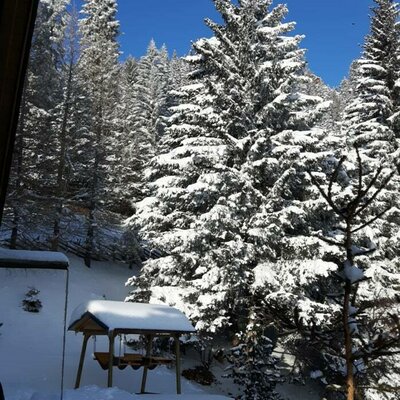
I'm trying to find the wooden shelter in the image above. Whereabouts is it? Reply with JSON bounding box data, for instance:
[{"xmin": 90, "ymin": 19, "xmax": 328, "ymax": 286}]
[{"xmin": 68, "ymin": 300, "xmax": 196, "ymax": 394}]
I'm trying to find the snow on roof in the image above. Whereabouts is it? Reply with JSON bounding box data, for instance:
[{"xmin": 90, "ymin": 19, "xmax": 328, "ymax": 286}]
[
  {"xmin": 69, "ymin": 300, "xmax": 196, "ymax": 334},
  {"xmin": 0, "ymin": 248, "xmax": 69, "ymax": 269}
]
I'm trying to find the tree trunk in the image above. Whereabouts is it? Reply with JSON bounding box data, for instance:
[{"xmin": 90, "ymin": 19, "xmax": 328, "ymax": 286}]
[
  {"xmin": 344, "ymin": 280, "xmax": 355, "ymax": 400},
  {"xmin": 84, "ymin": 200, "xmax": 95, "ymax": 268},
  {"xmin": 10, "ymin": 85, "xmax": 27, "ymax": 249},
  {"xmin": 344, "ymin": 220, "xmax": 355, "ymax": 400},
  {"xmin": 84, "ymin": 138, "xmax": 100, "ymax": 268}
]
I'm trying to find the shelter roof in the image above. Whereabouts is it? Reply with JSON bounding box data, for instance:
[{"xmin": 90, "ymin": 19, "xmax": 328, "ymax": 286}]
[{"xmin": 68, "ymin": 300, "xmax": 196, "ymax": 335}]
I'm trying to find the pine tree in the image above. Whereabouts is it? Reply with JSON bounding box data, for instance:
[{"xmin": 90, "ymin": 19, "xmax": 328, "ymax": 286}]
[
  {"xmin": 220, "ymin": 0, "xmax": 339, "ymax": 344},
  {"xmin": 77, "ymin": 0, "xmax": 120, "ymax": 267},
  {"xmin": 126, "ymin": 76, "xmax": 259, "ymax": 332},
  {"xmin": 167, "ymin": 51, "xmax": 191, "ymax": 109},
  {"xmin": 51, "ymin": 4, "xmax": 80, "ymax": 250},
  {"xmin": 342, "ymin": 0, "xmax": 400, "ymax": 159},
  {"xmin": 123, "ymin": 40, "xmax": 171, "ymax": 201},
  {"xmin": 302, "ymin": 71, "xmax": 342, "ymax": 132},
  {"xmin": 332, "ymin": 5, "xmax": 400, "ymax": 391},
  {"xmin": 308, "ymin": 151, "xmax": 400, "ymax": 400},
  {"xmin": 107, "ymin": 56, "xmax": 138, "ymax": 214},
  {"xmin": 126, "ymin": 0, "xmax": 324, "ymax": 334},
  {"xmin": 228, "ymin": 310, "xmax": 282, "ymax": 400}
]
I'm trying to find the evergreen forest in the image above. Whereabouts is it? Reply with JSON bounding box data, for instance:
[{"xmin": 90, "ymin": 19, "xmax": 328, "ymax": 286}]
[{"xmin": 2, "ymin": 1, "xmax": 400, "ymax": 399}]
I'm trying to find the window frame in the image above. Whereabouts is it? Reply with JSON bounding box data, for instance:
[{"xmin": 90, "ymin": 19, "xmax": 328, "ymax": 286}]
[{"xmin": 0, "ymin": 0, "xmax": 39, "ymax": 224}]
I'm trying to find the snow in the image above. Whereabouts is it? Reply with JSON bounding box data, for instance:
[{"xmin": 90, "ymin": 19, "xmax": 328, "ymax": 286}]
[
  {"xmin": 0, "ymin": 253, "xmax": 230, "ymax": 400},
  {"xmin": 310, "ymin": 370, "xmax": 323, "ymax": 379},
  {"xmin": 4, "ymin": 386, "xmax": 231, "ymax": 400},
  {"xmin": 339, "ymin": 260, "xmax": 366, "ymax": 283},
  {"xmin": 69, "ymin": 300, "xmax": 196, "ymax": 333},
  {"xmin": 137, "ymin": 395, "xmax": 230, "ymax": 400},
  {"xmin": 146, "ymin": 285, "xmax": 197, "ymax": 320},
  {"xmin": 252, "ymin": 259, "xmax": 337, "ymax": 289},
  {"xmin": 0, "ymin": 248, "xmax": 69, "ymax": 268}
]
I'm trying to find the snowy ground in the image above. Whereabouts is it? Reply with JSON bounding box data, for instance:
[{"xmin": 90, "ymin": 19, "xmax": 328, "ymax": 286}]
[
  {"xmin": 0, "ymin": 254, "xmax": 232, "ymax": 399},
  {"xmin": 0, "ymin": 252, "xmax": 321, "ymax": 400}
]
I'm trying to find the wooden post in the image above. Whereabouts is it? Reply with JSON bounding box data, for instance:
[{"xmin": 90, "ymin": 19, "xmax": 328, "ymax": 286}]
[
  {"xmin": 140, "ymin": 334, "xmax": 153, "ymax": 394},
  {"xmin": 75, "ymin": 333, "xmax": 91, "ymax": 389},
  {"xmin": 107, "ymin": 331, "xmax": 115, "ymax": 388},
  {"xmin": 175, "ymin": 334, "xmax": 181, "ymax": 394}
]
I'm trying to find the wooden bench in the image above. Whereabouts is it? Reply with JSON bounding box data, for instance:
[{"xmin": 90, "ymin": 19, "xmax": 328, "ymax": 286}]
[
  {"xmin": 94, "ymin": 352, "xmax": 133, "ymax": 370},
  {"xmin": 94, "ymin": 352, "xmax": 172, "ymax": 371},
  {"xmin": 142, "ymin": 355, "xmax": 173, "ymax": 369}
]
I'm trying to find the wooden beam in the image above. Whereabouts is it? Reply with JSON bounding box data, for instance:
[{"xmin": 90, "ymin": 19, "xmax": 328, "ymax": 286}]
[
  {"xmin": 0, "ymin": 0, "xmax": 39, "ymax": 224},
  {"xmin": 107, "ymin": 331, "xmax": 115, "ymax": 387},
  {"xmin": 74, "ymin": 333, "xmax": 91, "ymax": 389},
  {"xmin": 140, "ymin": 334, "xmax": 153, "ymax": 394},
  {"xmin": 175, "ymin": 334, "xmax": 181, "ymax": 394}
]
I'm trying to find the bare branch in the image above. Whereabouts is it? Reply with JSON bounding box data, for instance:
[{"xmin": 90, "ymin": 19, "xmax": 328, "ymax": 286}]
[
  {"xmin": 361, "ymin": 165, "xmax": 384, "ymax": 198},
  {"xmin": 347, "ymin": 148, "xmax": 366, "ymax": 214},
  {"xmin": 355, "ymin": 170, "xmax": 395, "ymax": 217},
  {"xmin": 328, "ymin": 155, "xmax": 347, "ymax": 200},
  {"xmin": 308, "ymin": 171, "xmax": 343, "ymax": 217},
  {"xmin": 351, "ymin": 205, "xmax": 392, "ymax": 234},
  {"xmin": 313, "ymin": 233, "xmax": 345, "ymax": 247}
]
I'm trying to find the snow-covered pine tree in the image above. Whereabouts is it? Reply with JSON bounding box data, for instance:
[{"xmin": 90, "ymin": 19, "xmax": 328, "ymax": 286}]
[
  {"xmin": 77, "ymin": 0, "xmax": 120, "ymax": 266},
  {"xmin": 237, "ymin": 1, "xmax": 329, "ymax": 191},
  {"xmin": 228, "ymin": 310, "xmax": 282, "ymax": 400},
  {"xmin": 107, "ymin": 56, "xmax": 139, "ymax": 215},
  {"xmin": 340, "ymin": 1, "xmax": 400, "ymax": 370},
  {"xmin": 126, "ymin": 0, "xmax": 328, "ymax": 335},
  {"xmin": 51, "ymin": 4, "xmax": 80, "ymax": 250},
  {"xmin": 308, "ymin": 152, "xmax": 400, "ymax": 400},
  {"xmin": 133, "ymin": 40, "xmax": 168, "ymax": 143},
  {"xmin": 166, "ymin": 51, "xmax": 191, "ymax": 109},
  {"xmin": 302, "ymin": 71, "xmax": 342, "ymax": 132},
  {"xmin": 122, "ymin": 40, "xmax": 171, "ymax": 203},
  {"xmin": 338, "ymin": 61, "xmax": 360, "ymax": 121},
  {"xmin": 126, "ymin": 0, "xmax": 298, "ymax": 333},
  {"xmin": 126, "ymin": 73, "xmax": 260, "ymax": 333},
  {"xmin": 213, "ymin": 3, "xmax": 367, "ymax": 389},
  {"xmin": 339, "ymin": 14, "xmax": 400, "ymax": 397},
  {"xmin": 217, "ymin": 0, "xmax": 342, "ymax": 344},
  {"xmin": 112, "ymin": 48, "xmax": 188, "ymax": 214},
  {"xmin": 235, "ymin": 0, "xmax": 341, "ymax": 276},
  {"xmin": 388, "ymin": 2, "xmax": 400, "ymax": 147},
  {"xmin": 342, "ymin": 0, "xmax": 400, "ymax": 159}
]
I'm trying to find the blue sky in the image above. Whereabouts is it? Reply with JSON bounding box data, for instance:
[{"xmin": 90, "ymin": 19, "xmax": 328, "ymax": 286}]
[{"xmin": 116, "ymin": 0, "xmax": 374, "ymax": 87}]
